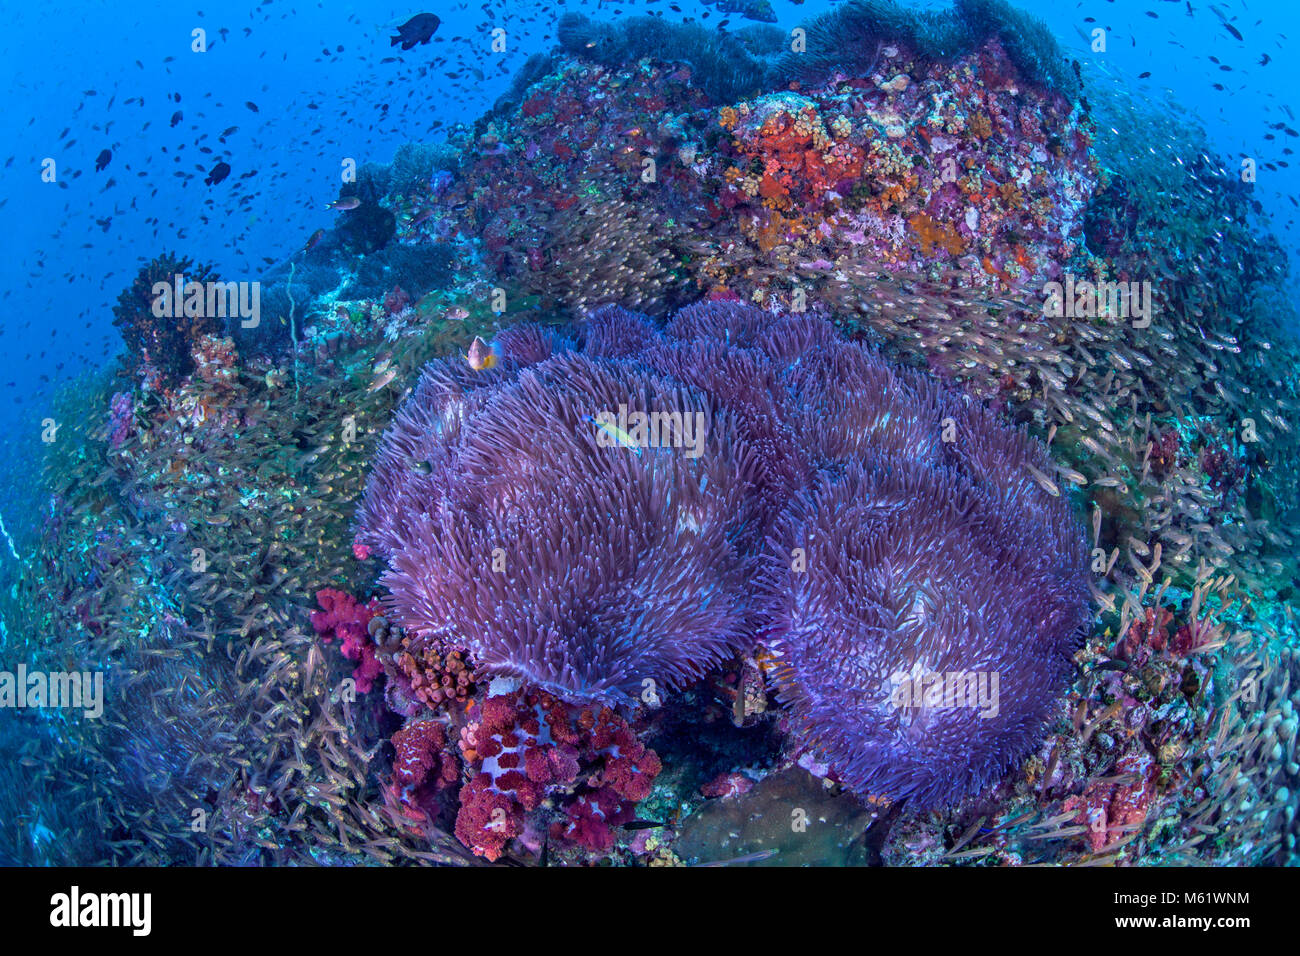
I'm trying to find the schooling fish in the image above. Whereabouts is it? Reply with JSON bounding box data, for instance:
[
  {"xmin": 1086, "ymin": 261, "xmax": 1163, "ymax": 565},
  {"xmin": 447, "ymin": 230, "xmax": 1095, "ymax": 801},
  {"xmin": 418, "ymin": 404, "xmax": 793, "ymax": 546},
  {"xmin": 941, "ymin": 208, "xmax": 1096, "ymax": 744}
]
[
  {"xmin": 391, "ymin": 13, "xmax": 440, "ymax": 50},
  {"xmin": 94, "ymin": 149, "xmax": 111, "ymax": 171},
  {"xmin": 465, "ymin": 335, "xmax": 501, "ymax": 371}
]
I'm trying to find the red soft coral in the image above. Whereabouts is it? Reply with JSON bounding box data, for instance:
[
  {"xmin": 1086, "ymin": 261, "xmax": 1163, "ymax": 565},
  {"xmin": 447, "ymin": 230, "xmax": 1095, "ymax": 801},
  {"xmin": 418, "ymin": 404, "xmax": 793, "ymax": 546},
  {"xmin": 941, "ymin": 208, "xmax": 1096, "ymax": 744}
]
[
  {"xmin": 555, "ymin": 789, "xmax": 629, "ymax": 853},
  {"xmin": 391, "ymin": 719, "xmax": 458, "ymax": 791},
  {"xmin": 450, "ymin": 690, "xmax": 661, "ymax": 861},
  {"xmin": 455, "ymin": 776, "xmax": 522, "ymax": 862}
]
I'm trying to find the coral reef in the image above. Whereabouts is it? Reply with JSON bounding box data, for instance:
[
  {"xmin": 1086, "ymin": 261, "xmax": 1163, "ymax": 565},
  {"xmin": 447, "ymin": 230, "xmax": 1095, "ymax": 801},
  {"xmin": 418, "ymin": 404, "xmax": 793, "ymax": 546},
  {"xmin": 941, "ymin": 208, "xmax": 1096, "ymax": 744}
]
[
  {"xmin": 772, "ymin": 0, "xmax": 1080, "ymax": 99},
  {"xmin": 556, "ymin": 14, "xmax": 771, "ymax": 105},
  {"xmin": 112, "ymin": 251, "xmax": 225, "ymax": 388},
  {"xmin": 6, "ymin": 0, "xmax": 1299, "ymax": 871},
  {"xmin": 0, "ymin": 301, "xmax": 485, "ymax": 866},
  {"xmin": 412, "ymin": 18, "xmax": 1094, "ymax": 328}
]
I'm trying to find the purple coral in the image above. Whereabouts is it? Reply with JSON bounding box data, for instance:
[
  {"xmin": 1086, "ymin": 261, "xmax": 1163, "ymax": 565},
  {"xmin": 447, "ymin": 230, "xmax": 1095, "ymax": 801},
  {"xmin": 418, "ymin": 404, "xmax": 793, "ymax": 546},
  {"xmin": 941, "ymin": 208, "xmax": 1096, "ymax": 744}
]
[{"xmin": 357, "ymin": 303, "xmax": 1090, "ymax": 804}]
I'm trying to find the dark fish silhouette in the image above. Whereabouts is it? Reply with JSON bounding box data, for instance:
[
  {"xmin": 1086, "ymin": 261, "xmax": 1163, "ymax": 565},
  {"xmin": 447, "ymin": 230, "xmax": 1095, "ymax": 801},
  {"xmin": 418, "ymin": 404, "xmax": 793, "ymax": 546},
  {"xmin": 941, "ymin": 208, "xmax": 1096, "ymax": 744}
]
[
  {"xmin": 94, "ymin": 149, "xmax": 111, "ymax": 171},
  {"xmin": 204, "ymin": 161, "xmax": 231, "ymax": 185},
  {"xmin": 391, "ymin": 13, "xmax": 440, "ymax": 50}
]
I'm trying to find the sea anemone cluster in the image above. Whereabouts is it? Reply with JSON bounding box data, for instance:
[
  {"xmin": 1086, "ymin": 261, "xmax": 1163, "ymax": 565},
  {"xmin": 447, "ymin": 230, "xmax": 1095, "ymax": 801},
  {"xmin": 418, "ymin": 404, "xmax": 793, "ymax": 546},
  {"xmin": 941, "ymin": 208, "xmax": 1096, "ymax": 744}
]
[{"xmin": 357, "ymin": 301, "xmax": 1091, "ymax": 807}]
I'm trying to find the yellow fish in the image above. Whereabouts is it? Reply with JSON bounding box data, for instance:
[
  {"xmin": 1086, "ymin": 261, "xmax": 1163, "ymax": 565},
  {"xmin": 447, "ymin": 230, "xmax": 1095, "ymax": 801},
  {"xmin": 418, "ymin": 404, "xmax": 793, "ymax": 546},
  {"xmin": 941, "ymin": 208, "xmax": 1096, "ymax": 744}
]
[{"xmin": 583, "ymin": 414, "xmax": 642, "ymax": 455}]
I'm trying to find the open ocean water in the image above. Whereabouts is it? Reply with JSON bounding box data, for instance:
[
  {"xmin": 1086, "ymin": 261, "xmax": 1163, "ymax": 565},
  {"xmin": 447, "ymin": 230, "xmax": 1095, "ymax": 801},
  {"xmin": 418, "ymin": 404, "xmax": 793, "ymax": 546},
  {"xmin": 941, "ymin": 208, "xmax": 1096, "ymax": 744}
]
[{"xmin": 0, "ymin": 0, "xmax": 1298, "ymax": 878}]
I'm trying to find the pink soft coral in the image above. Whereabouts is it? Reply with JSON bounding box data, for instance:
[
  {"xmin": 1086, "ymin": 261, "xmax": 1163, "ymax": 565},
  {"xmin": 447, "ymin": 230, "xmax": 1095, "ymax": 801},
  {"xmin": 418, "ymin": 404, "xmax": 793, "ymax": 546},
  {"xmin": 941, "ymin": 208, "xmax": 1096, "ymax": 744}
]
[{"xmin": 310, "ymin": 588, "xmax": 383, "ymax": 693}]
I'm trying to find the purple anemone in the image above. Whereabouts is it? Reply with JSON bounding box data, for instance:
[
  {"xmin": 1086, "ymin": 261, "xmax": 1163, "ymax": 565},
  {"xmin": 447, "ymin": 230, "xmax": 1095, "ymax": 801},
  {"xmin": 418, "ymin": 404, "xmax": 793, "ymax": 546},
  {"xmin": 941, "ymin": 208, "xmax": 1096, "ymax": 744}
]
[
  {"xmin": 357, "ymin": 302, "xmax": 1090, "ymax": 804},
  {"xmin": 357, "ymin": 308, "xmax": 770, "ymax": 705}
]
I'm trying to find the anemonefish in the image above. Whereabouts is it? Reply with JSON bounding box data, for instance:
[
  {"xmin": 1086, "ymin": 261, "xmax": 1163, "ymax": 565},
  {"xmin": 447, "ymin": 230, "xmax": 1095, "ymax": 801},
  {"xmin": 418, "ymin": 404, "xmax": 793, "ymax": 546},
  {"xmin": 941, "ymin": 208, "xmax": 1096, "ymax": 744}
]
[{"xmin": 466, "ymin": 336, "xmax": 501, "ymax": 371}]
